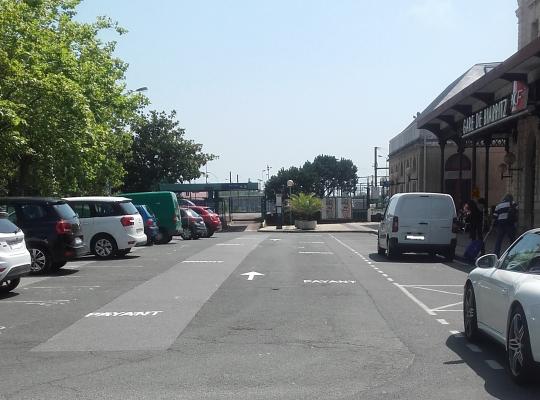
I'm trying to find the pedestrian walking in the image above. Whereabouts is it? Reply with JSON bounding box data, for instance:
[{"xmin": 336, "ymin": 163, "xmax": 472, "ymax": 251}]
[
  {"xmin": 492, "ymin": 194, "xmax": 518, "ymax": 257},
  {"xmin": 462, "ymin": 199, "xmax": 485, "ymax": 261}
]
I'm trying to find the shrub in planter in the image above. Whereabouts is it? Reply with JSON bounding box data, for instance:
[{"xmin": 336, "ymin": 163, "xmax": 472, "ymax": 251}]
[{"xmin": 290, "ymin": 193, "xmax": 322, "ymax": 230}]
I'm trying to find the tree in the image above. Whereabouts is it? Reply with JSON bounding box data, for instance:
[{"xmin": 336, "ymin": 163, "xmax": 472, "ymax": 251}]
[
  {"xmin": 264, "ymin": 155, "xmax": 358, "ymax": 198},
  {"xmin": 123, "ymin": 110, "xmax": 216, "ymax": 192},
  {"xmin": 0, "ymin": 0, "xmax": 145, "ymax": 195}
]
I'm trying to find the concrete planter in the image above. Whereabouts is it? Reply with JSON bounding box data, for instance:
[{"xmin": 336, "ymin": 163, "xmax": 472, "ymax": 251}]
[{"xmin": 295, "ymin": 220, "xmax": 317, "ymax": 230}]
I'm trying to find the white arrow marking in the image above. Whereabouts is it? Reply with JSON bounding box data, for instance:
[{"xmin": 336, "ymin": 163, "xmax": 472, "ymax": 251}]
[
  {"xmin": 269, "ymin": 239, "xmax": 281, "ymax": 241},
  {"xmin": 241, "ymin": 271, "xmax": 264, "ymax": 281}
]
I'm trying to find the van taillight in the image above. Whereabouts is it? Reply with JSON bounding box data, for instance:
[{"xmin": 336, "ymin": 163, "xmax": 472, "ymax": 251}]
[
  {"xmin": 392, "ymin": 216, "xmax": 399, "ymax": 233},
  {"xmin": 121, "ymin": 216, "xmax": 134, "ymax": 227},
  {"xmin": 452, "ymin": 217, "xmax": 459, "ymax": 233},
  {"xmin": 56, "ymin": 220, "xmax": 72, "ymax": 234}
]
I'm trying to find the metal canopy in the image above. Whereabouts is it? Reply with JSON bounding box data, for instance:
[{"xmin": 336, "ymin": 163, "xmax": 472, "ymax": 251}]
[
  {"xmin": 159, "ymin": 182, "xmax": 260, "ymax": 192},
  {"xmin": 416, "ymin": 36, "xmax": 540, "ymax": 140}
]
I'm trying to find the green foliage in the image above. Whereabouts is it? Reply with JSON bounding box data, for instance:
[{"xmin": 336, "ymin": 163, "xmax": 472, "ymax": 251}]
[
  {"xmin": 123, "ymin": 110, "xmax": 216, "ymax": 192},
  {"xmin": 0, "ymin": 0, "xmax": 146, "ymax": 195},
  {"xmin": 264, "ymin": 155, "xmax": 358, "ymax": 198},
  {"xmin": 290, "ymin": 193, "xmax": 322, "ymax": 220}
]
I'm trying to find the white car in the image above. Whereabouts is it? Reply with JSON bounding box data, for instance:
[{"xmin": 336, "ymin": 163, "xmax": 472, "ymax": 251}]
[
  {"xmin": 377, "ymin": 193, "xmax": 458, "ymax": 260},
  {"xmin": 0, "ymin": 217, "xmax": 31, "ymax": 293},
  {"xmin": 63, "ymin": 197, "xmax": 146, "ymax": 259},
  {"xmin": 464, "ymin": 228, "xmax": 540, "ymax": 383}
]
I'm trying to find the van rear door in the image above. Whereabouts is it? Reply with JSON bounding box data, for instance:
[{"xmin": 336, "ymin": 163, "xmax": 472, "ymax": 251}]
[
  {"xmin": 427, "ymin": 196, "xmax": 455, "ymax": 245},
  {"xmin": 398, "ymin": 196, "xmax": 432, "ymax": 245}
]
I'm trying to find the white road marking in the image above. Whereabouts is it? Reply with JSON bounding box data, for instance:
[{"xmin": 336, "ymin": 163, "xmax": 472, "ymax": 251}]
[
  {"xmin": 299, "ymin": 241, "xmax": 325, "ymax": 244},
  {"xmin": 298, "ymin": 251, "xmax": 333, "ymax": 255},
  {"xmin": 241, "ymin": 271, "xmax": 264, "ymax": 281},
  {"xmin": 304, "ymin": 280, "xmax": 356, "ymax": 284},
  {"xmin": 216, "ymin": 243, "xmax": 242, "ymax": 246},
  {"xmin": 85, "ymin": 311, "xmax": 163, "ymax": 317},
  {"xmin": 387, "ymin": 278, "xmax": 394, "ymax": 282},
  {"xmin": 329, "ymin": 234, "xmax": 358, "ymax": 253},
  {"xmin": 77, "ymin": 265, "xmax": 144, "ymax": 268},
  {"xmin": 377, "ymin": 271, "xmax": 384, "ymax": 274},
  {"xmin": 408, "ymin": 286, "xmax": 462, "ymax": 296},
  {"xmin": 450, "ymin": 330, "xmax": 464, "ymax": 337},
  {"xmin": 467, "ymin": 344, "xmax": 482, "ymax": 353},
  {"xmin": 431, "ymin": 302, "xmax": 463, "ymax": 312},
  {"xmin": 382, "ymin": 274, "xmax": 389, "ymax": 277},
  {"xmin": 400, "ymin": 284, "xmax": 463, "ymax": 287},
  {"xmin": 436, "ymin": 319, "xmax": 449, "ymax": 325},
  {"xmin": 22, "ymin": 286, "xmax": 100, "ymax": 289},
  {"xmin": 485, "ymin": 360, "xmax": 504, "ymax": 370},
  {"xmin": 393, "ymin": 283, "xmax": 436, "ymax": 316},
  {"xmin": 182, "ymin": 260, "xmax": 224, "ymax": 263},
  {"xmin": 1, "ymin": 300, "xmax": 71, "ymax": 307},
  {"xmin": 269, "ymin": 239, "xmax": 281, "ymax": 242}
]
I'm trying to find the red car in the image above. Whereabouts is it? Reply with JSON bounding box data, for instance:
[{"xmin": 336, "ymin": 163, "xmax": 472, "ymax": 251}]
[{"xmin": 187, "ymin": 206, "xmax": 222, "ymax": 237}]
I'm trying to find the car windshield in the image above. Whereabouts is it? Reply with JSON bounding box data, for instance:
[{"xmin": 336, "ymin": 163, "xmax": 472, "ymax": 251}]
[
  {"xmin": 0, "ymin": 218, "xmax": 20, "ymax": 234},
  {"xmin": 119, "ymin": 201, "xmax": 138, "ymax": 215},
  {"xmin": 53, "ymin": 203, "xmax": 77, "ymax": 220},
  {"xmin": 185, "ymin": 209, "xmax": 200, "ymax": 218}
]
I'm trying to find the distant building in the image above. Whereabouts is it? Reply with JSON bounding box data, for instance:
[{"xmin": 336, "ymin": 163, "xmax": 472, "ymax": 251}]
[
  {"xmin": 517, "ymin": 0, "xmax": 540, "ymax": 49},
  {"xmin": 388, "ymin": 64, "xmax": 506, "ymax": 208}
]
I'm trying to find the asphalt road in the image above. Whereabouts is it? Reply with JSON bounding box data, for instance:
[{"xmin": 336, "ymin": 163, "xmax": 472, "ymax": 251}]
[{"xmin": 1, "ymin": 232, "xmax": 540, "ymax": 399}]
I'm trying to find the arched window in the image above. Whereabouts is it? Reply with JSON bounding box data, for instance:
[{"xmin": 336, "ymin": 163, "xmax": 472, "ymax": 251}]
[{"xmin": 445, "ymin": 153, "xmax": 471, "ymax": 171}]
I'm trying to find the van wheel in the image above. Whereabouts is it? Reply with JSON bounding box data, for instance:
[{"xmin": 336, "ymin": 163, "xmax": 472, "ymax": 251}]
[
  {"xmin": 0, "ymin": 277, "xmax": 20, "ymax": 293},
  {"xmin": 156, "ymin": 228, "xmax": 172, "ymax": 244},
  {"xmin": 377, "ymin": 237, "xmax": 385, "ymax": 255},
  {"xmin": 386, "ymin": 239, "xmax": 399, "ymax": 259},
  {"xmin": 92, "ymin": 234, "xmax": 117, "ymax": 259}
]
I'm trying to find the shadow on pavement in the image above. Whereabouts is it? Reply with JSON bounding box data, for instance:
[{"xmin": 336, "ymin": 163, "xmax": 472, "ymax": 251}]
[
  {"xmin": 445, "ymin": 334, "xmax": 540, "ymax": 399},
  {"xmin": 367, "ymin": 252, "xmax": 475, "ymax": 273},
  {"xmin": 0, "ymin": 291, "xmax": 19, "ymax": 300}
]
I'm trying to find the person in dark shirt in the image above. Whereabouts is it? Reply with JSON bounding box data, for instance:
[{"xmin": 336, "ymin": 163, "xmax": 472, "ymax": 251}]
[{"xmin": 493, "ymin": 194, "xmax": 517, "ymax": 257}]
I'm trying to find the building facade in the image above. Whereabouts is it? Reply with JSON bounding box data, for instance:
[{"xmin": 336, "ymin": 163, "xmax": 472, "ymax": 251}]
[
  {"xmin": 517, "ymin": 0, "xmax": 540, "ymax": 49},
  {"xmin": 388, "ymin": 64, "xmax": 506, "ymax": 209}
]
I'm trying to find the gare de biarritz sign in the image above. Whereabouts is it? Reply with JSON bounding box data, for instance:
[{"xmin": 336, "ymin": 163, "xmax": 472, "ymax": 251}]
[{"xmin": 461, "ymin": 81, "xmax": 529, "ymax": 136}]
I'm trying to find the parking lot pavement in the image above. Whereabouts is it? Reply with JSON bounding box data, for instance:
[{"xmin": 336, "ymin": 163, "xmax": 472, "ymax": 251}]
[
  {"xmin": 328, "ymin": 233, "xmax": 540, "ymax": 399},
  {"xmin": 2, "ymin": 232, "xmax": 540, "ymax": 399}
]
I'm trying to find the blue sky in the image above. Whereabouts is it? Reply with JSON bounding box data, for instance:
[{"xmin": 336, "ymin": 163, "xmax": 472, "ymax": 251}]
[{"xmin": 76, "ymin": 0, "xmax": 518, "ymax": 184}]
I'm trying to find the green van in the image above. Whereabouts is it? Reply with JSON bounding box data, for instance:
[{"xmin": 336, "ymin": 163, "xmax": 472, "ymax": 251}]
[{"xmin": 120, "ymin": 191, "xmax": 182, "ymax": 244}]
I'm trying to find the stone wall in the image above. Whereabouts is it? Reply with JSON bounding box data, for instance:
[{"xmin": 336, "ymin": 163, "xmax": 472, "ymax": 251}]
[{"xmin": 517, "ymin": 0, "xmax": 540, "ymax": 49}]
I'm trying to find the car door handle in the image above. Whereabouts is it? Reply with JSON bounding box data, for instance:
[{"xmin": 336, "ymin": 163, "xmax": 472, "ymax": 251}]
[{"xmin": 419, "ymin": 222, "xmax": 428, "ymax": 225}]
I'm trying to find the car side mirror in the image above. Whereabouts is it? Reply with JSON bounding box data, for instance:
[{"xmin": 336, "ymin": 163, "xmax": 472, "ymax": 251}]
[{"xmin": 475, "ymin": 254, "xmax": 498, "ymax": 269}]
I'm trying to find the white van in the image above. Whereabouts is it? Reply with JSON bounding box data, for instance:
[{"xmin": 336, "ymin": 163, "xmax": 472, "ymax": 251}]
[
  {"xmin": 377, "ymin": 193, "xmax": 458, "ymax": 260},
  {"xmin": 64, "ymin": 197, "xmax": 146, "ymax": 258}
]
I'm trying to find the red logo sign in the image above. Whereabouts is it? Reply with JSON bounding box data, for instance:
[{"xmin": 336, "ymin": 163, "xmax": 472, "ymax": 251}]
[{"xmin": 511, "ymin": 81, "xmax": 528, "ymax": 113}]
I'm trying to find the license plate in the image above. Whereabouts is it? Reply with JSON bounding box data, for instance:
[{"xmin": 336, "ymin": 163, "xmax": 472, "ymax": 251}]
[{"xmin": 406, "ymin": 235, "xmax": 425, "ymax": 240}]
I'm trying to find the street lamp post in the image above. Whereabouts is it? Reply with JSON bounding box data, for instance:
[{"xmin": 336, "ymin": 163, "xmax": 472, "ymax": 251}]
[{"xmin": 287, "ymin": 180, "xmax": 294, "ymax": 226}]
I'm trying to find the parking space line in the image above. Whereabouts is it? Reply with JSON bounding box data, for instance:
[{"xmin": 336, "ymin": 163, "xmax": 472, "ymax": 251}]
[
  {"xmin": 393, "ymin": 283, "xmax": 436, "ymax": 316},
  {"xmin": 449, "ymin": 330, "xmax": 464, "ymax": 337},
  {"xmin": 431, "ymin": 302, "xmax": 463, "ymax": 311},
  {"xmin": 408, "ymin": 286, "xmax": 462, "ymax": 296},
  {"xmin": 298, "ymin": 251, "xmax": 334, "ymax": 255},
  {"xmin": 485, "ymin": 360, "xmax": 504, "ymax": 370},
  {"xmin": 387, "ymin": 278, "xmax": 394, "ymax": 282},
  {"xmin": 436, "ymin": 319, "xmax": 449, "ymax": 325},
  {"xmin": 466, "ymin": 344, "xmax": 482, "ymax": 353}
]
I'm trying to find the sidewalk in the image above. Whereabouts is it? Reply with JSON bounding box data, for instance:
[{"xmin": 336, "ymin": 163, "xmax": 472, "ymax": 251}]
[
  {"xmin": 258, "ymin": 222, "xmax": 378, "ymax": 233},
  {"xmin": 455, "ymin": 228, "xmax": 514, "ymax": 263}
]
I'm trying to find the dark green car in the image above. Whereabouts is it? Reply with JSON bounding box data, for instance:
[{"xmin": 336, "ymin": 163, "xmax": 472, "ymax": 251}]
[{"xmin": 120, "ymin": 191, "xmax": 182, "ymax": 244}]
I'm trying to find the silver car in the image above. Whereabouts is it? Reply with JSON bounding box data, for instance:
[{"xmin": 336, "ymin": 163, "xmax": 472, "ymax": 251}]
[{"xmin": 0, "ymin": 217, "xmax": 31, "ymax": 293}]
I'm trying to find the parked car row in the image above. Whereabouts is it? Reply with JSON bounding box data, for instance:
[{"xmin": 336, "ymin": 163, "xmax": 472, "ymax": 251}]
[{"xmin": 0, "ymin": 192, "xmax": 222, "ymax": 292}]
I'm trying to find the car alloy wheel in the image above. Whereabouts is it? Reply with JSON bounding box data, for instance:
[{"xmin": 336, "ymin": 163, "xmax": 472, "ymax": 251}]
[
  {"xmin": 507, "ymin": 307, "xmax": 534, "ymax": 383},
  {"xmin": 463, "ymin": 285, "xmax": 479, "ymax": 341},
  {"xmin": 30, "ymin": 248, "xmax": 49, "ymax": 273},
  {"xmin": 95, "ymin": 238, "xmax": 114, "ymax": 258}
]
